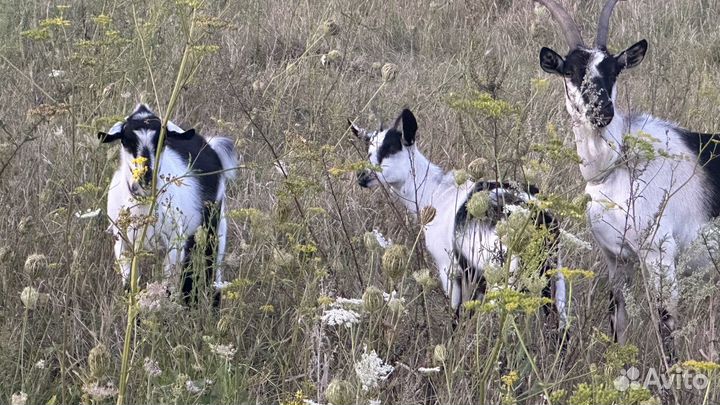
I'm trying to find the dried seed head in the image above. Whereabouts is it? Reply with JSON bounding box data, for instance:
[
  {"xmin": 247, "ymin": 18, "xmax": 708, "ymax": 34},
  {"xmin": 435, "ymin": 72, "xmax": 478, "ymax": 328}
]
[
  {"xmin": 433, "ymin": 344, "xmax": 447, "ymax": 364},
  {"xmin": 467, "ymin": 157, "xmax": 487, "ymax": 180},
  {"xmin": 381, "ymin": 244, "xmax": 408, "ymax": 282},
  {"xmin": 362, "ymin": 286, "xmax": 384, "ymax": 312},
  {"xmin": 24, "ymin": 254, "xmax": 48, "ymax": 275},
  {"xmin": 412, "ymin": 268, "xmax": 436, "ymax": 290},
  {"xmin": 454, "ymin": 169, "xmax": 469, "ymax": 186},
  {"xmin": 324, "ymin": 379, "xmax": 354, "ymax": 405},
  {"xmin": 20, "ymin": 286, "xmax": 43, "ymax": 310},
  {"xmin": 322, "ymin": 19, "xmax": 340, "ymax": 36},
  {"xmin": 381, "ymin": 63, "xmax": 398, "ymax": 83},
  {"xmin": 420, "ymin": 206, "xmax": 436, "ymax": 225},
  {"xmin": 87, "ymin": 343, "xmax": 110, "ymax": 378},
  {"xmin": 467, "ymin": 191, "xmax": 491, "ymax": 219}
]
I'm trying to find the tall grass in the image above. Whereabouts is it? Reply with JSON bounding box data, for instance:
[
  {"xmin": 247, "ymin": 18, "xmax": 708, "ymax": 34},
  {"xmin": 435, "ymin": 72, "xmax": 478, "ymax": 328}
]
[{"xmin": 1, "ymin": 0, "xmax": 720, "ymax": 404}]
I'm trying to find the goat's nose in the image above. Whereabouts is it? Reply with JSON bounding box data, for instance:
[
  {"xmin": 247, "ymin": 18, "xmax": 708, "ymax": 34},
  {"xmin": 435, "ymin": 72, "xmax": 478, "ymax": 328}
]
[
  {"xmin": 592, "ymin": 102, "xmax": 614, "ymax": 128},
  {"xmin": 356, "ymin": 170, "xmax": 372, "ymax": 188}
]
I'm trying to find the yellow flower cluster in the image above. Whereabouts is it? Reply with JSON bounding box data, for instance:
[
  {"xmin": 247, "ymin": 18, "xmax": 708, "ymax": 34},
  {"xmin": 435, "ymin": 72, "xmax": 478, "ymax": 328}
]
[{"xmin": 131, "ymin": 157, "xmax": 149, "ymax": 183}]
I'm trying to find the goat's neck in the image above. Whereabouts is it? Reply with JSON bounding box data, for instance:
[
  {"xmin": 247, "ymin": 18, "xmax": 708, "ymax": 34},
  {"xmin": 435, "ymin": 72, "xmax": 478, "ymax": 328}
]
[
  {"xmin": 391, "ymin": 148, "xmax": 449, "ymax": 216},
  {"xmin": 572, "ymin": 111, "xmax": 628, "ymax": 183}
]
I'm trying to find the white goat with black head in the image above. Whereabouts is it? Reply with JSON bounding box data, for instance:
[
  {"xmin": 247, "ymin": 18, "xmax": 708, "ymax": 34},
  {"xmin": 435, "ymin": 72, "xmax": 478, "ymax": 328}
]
[
  {"xmin": 99, "ymin": 104, "xmax": 238, "ymax": 306},
  {"xmin": 535, "ymin": 0, "xmax": 720, "ymax": 360},
  {"xmin": 350, "ymin": 108, "xmax": 567, "ymax": 326}
]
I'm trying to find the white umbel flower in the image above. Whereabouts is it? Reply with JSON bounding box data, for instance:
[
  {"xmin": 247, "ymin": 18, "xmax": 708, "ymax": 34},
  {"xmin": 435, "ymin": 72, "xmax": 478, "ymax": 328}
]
[
  {"xmin": 208, "ymin": 342, "xmax": 237, "ymax": 361},
  {"xmin": 143, "ymin": 357, "xmax": 161, "ymax": 377},
  {"xmin": 354, "ymin": 347, "xmax": 394, "ymax": 391},
  {"xmin": 321, "ymin": 307, "xmax": 361, "ymax": 328}
]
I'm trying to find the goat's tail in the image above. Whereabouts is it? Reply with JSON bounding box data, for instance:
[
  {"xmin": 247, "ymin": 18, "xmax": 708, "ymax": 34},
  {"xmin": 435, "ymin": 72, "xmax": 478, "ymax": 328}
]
[{"xmin": 207, "ymin": 136, "xmax": 240, "ymax": 180}]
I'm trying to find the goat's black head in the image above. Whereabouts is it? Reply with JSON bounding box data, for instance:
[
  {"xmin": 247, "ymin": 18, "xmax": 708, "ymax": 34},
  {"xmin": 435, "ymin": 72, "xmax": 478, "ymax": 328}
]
[
  {"xmin": 348, "ymin": 108, "xmax": 417, "ymax": 189},
  {"xmin": 98, "ymin": 104, "xmax": 195, "ymax": 195},
  {"xmin": 535, "ymin": 0, "xmax": 647, "ymax": 128}
]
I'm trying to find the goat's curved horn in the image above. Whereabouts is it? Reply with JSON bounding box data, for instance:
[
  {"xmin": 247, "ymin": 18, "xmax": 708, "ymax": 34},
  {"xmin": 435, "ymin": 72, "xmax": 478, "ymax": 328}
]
[
  {"xmin": 595, "ymin": 0, "xmax": 625, "ymax": 49},
  {"xmin": 534, "ymin": 0, "xmax": 585, "ymax": 50}
]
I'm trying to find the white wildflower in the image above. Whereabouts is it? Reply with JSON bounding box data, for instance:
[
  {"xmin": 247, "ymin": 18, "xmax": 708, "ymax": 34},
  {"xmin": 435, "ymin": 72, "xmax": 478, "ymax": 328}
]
[
  {"xmin": 185, "ymin": 379, "xmax": 201, "ymax": 394},
  {"xmin": 34, "ymin": 359, "xmax": 46, "ymax": 369},
  {"xmin": 49, "ymin": 69, "xmax": 65, "ymax": 78},
  {"xmin": 369, "ymin": 400, "xmax": 381, "ymax": 405},
  {"xmin": 11, "ymin": 392, "xmax": 27, "ymax": 405},
  {"xmin": 204, "ymin": 378, "xmax": 214, "ymax": 386},
  {"xmin": 137, "ymin": 281, "xmax": 179, "ymax": 314},
  {"xmin": 120, "ymin": 91, "xmax": 131, "ymax": 99},
  {"xmin": 20, "ymin": 286, "xmax": 40, "ymax": 310},
  {"xmin": 143, "ymin": 357, "xmax": 161, "ymax": 377},
  {"xmin": 559, "ymin": 229, "xmax": 592, "ymax": 251},
  {"xmin": 372, "ymin": 229, "xmax": 392, "ymax": 248},
  {"xmin": 354, "ymin": 347, "xmax": 394, "ymax": 391},
  {"xmin": 322, "ymin": 307, "xmax": 361, "ymax": 328},
  {"xmin": 213, "ymin": 280, "xmax": 231, "ymax": 290},
  {"xmin": 81, "ymin": 381, "xmax": 118, "ymax": 401},
  {"xmin": 208, "ymin": 342, "xmax": 237, "ymax": 361},
  {"xmin": 418, "ymin": 366, "xmax": 441, "ymax": 375},
  {"xmin": 335, "ymin": 297, "xmax": 363, "ymax": 308},
  {"xmin": 303, "ymin": 400, "xmax": 322, "ymax": 405},
  {"xmin": 74, "ymin": 208, "xmax": 102, "ymax": 219}
]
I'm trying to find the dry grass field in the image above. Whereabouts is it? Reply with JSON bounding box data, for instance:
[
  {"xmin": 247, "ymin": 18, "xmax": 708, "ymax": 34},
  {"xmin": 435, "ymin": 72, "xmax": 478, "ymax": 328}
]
[{"xmin": 2, "ymin": 0, "xmax": 720, "ymax": 404}]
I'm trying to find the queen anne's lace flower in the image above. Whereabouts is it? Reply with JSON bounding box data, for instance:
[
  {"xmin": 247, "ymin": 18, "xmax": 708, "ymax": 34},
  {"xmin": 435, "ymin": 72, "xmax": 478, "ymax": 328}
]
[
  {"xmin": 81, "ymin": 382, "xmax": 118, "ymax": 401},
  {"xmin": 208, "ymin": 342, "xmax": 237, "ymax": 361},
  {"xmin": 11, "ymin": 392, "xmax": 27, "ymax": 405},
  {"xmin": 143, "ymin": 357, "xmax": 161, "ymax": 377},
  {"xmin": 321, "ymin": 307, "xmax": 361, "ymax": 328},
  {"xmin": 354, "ymin": 347, "xmax": 394, "ymax": 391}
]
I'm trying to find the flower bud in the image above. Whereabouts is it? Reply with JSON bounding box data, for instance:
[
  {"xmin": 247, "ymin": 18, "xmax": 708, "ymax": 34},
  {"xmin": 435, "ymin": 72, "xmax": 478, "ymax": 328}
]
[
  {"xmin": 454, "ymin": 169, "xmax": 469, "ymax": 186},
  {"xmin": 433, "ymin": 344, "xmax": 447, "ymax": 364},
  {"xmin": 88, "ymin": 343, "xmax": 110, "ymax": 378},
  {"xmin": 381, "ymin": 63, "xmax": 398, "ymax": 83},
  {"xmin": 20, "ymin": 287, "xmax": 40, "ymax": 310},
  {"xmin": 382, "ymin": 244, "xmax": 407, "ymax": 282},
  {"xmin": 467, "ymin": 157, "xmax": 487, "ymax": 180},
  {"xmin": 322, "ymin": 20, "xmax": 340, "ymax": 36},
  {"xmin": 324, "ymin": 379, "xmax": 354, "ymax": 405},
  {"xmin": 362, "ymin": 286, "xmax": 384, "ymax": 312},
  {"xmin": 467, "ymin": 191, "xmax": 491, "ymax": 219},
  {"xmin": 420, "ymin": 206, "xmax": 436, "ymax": 225}
]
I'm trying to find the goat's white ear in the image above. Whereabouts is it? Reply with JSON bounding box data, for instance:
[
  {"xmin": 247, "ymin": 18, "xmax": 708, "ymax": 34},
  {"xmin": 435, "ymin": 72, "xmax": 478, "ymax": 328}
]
[{"xmin": 395, "ymin": 108, "xmax": 417, "ymax": 146}]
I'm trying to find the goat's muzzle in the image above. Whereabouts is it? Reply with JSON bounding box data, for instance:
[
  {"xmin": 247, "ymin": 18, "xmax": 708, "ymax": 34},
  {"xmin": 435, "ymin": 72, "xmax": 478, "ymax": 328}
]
[
  {"xmin": 356, "ymin": 169, "xmax": 377, "ymax": 188},
  {"xmin": 590, "ymin": 102, "xmax": 614, "ymax": 128}
]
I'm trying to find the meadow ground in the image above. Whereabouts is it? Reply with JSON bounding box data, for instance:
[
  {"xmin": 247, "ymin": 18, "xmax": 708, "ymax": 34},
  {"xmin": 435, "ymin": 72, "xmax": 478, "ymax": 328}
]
[{"xmin": 2, "ymin": 0, "xmax": 720, "ymax": 404}]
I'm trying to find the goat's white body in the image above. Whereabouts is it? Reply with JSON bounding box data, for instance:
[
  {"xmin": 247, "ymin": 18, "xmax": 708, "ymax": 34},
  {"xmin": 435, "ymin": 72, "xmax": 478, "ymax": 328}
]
[
  {"xmin": 107, "ymin": 137, "xmax": 235, "ymax": 286},
  {"xmin": 571, "ymin": 105, "xmax": 711, "ymax": 320},
  {"xmin": 381, "ymin": 147, "xmax": 564, "ymax": 315}
]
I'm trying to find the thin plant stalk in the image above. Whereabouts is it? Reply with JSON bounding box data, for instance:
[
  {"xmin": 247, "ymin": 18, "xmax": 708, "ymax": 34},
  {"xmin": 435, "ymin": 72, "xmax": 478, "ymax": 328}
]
[{"xmin": 116, "ymin": 6, "xmax": 199, "ymax": 404}]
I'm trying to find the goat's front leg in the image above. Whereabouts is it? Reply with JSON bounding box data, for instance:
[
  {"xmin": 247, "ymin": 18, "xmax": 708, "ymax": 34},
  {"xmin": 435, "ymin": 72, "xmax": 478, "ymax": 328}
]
[
  {"xmin": 644, "ymin": 239, "xmax": 679, "ymax": 365},
  {"xmin": 113, "ymin": 235, "xmax": 132, "ymax": 287},
  {"xmin": 606, "ymin": 253, "xmax": 633, "ymax": 345}
]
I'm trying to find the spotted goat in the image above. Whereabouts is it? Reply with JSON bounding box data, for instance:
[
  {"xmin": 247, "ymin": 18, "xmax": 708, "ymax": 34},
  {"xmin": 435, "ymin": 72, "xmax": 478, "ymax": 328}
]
[
  {"xmin": 99, "ymin": 104, "xmax": 238, "ymax": 306},
  {"xmin": 535, "ymin": 0, "xmax": 720, "ymax": 360},
  {"xmin": 350, "ymin": 108, "xmax": 567, "ymax": 326}
]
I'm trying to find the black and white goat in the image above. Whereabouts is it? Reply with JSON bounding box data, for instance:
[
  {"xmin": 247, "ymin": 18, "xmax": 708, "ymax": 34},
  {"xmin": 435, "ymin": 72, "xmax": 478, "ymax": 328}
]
[
  {"xmin": 535, "ymin": 0, "xmax": 720, "ymax": 358},
  {"xmin": 350, "ymin": 109, "xmax": 566, "ymax": 325},
  {"xmin": 99, "ymin": 104, "xmax": 238, "ymax": 305}
]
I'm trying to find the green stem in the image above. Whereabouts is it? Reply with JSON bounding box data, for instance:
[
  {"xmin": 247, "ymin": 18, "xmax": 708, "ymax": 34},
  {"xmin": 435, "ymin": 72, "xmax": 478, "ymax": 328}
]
[
  {"xmin": 116, "ymin": 6, "xmax": 198, "ymax": 405},
  {"xmin": 510, "ymin": 317, "xmax": 552, "ymax": 405}
]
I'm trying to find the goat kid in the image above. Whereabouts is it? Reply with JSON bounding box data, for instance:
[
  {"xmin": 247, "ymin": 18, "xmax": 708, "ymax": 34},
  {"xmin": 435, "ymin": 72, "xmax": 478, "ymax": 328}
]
[
  {"xmin": 536, "ymin": 0, "xmax": 720, "ymax": 361},
  {"xmin": 99, "ymin": 104, "xmax": 238, "ymax": 306},
  {"xmin": 350, "ymin": 108, "xmax": 567, "ymax": 327}
]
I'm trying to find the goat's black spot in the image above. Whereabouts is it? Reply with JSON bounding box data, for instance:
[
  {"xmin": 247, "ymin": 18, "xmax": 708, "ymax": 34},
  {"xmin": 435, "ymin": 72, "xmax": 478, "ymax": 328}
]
[
  {"xmin": 678, "ymin": 129, "xmax": 720, "ymax": 217},
  {"xmin": 452, "ymin": 181, "xmax": 558, "ymax": 308},
  {"xmin": 377, "ymin": 129, "xmax": 403, "ymax": 164}
]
